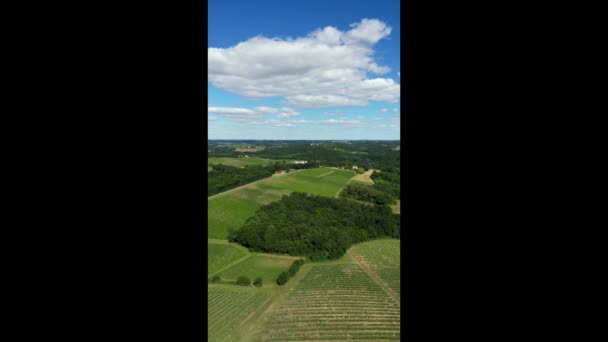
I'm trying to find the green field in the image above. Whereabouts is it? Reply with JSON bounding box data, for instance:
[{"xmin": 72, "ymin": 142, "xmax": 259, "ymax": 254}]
[
  {"xmin": 208, "ymin": 285, "xmax": 273, "ymax": 342},
  {"xmin": 208, "ymin": 240, "xmax": 250, "ymax": 277},
  {"xmin": 217, "ymin": 253, "xmax": 301, "ymax": 287},
  {"xmin": 208, "ymin": 157, "xmax": 295, "ymax": 169},
  {"xmin": 350, "ymin": 239, "xmax": 401, "ymax": 299},
  {"xmin": 207, "ymin": 167, "xmax": 355, "ymax": 239},
  {"xmin": 256, "ymin": 263, "xmax": 401, "ymax": 341}
]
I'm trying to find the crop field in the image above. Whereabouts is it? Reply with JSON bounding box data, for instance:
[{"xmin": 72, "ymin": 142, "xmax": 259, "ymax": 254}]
[
  {"xmin": 208, "ymin": 167, "xmax": 355, "ymax": 239},
  {"xmin": 208, "ymin": 240, "xmax": 250, "ymax": 276},
  {"xmin": 208, "ymin": 157, "xmax": 295, "ymax": 168},
  {"xmin": 217, "ymin": 253, "xmax": 300, "ymax": 286},
  {"xmin": 257, "ymin": 263, "xmax": 400, "ymax": 341},
  {"xmin": 208, "ymin": 285, "xmax": 273, "ymax": 342},
  {"xmin": 350, "ymin": 239, "xmax": 401, "ymax": 299}
]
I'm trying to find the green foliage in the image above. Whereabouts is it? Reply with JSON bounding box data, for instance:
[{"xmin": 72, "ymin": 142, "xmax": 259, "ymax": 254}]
[
  {"xmin": 210, "ymin": 275, "xmax": 221, "ymax": 283},
  {"xmin": 276, "ymin": 271, "xmax": 289, "ymax": 285},
  {"xmin": 253, "ymin": 277, "xmax": 263, "ymax": 287},
  {"xmin": 287, "ymin": 259, "xmax": 305, "ymax": 277},
  {"xmin": 340, "ymin": 182, "xmax": 394, "ymax": 205},
  {"xmin": 235, "ymin": 276, "xmax": 251, "ymax": 286},
  {"xmin": 232, "ymin": 193, "xmax": 400, "ymax": 261}
]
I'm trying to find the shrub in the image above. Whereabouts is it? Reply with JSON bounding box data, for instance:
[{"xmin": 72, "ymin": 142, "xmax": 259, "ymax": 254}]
[
  {"xmin": 210, "ymin": 275, "xmax": 221, "ymax": 283},
  {"xmin": 253, "ymin": 277, "xmax": 262, "ymax": 287},
  {"xmin": 236, "ymin": 276, "xmax": 251, "ymax": 286},
  {"xmin": 276, "ymin": 272, "xmax": 289, "ymax": 286}
]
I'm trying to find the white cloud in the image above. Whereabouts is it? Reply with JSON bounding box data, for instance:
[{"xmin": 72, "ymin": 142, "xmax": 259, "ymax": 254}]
[
  {"xmin": 259, "ymin": 117, "xmax": 364, "ymax": 128},
  {"xmin": 208, "ymin": 116, "xmax": 217, "ymax": 121},
  {"xmin": 208, "ymin": 106, "xmax": 298, "ymax": 121},
  {"xmin": 277, "ymin": 107, "xmax": 300, "ymax": 118},
  {"xmin": 393, "ymin": 108, "xmax": 398, "ymax": 112},
  {"xmin": 254, "ymin": 106, "xmax": 279, "ymax": 114},
  {"xmin": 208, "ymin": 18, "xmax": 399, "ymax": 108},
  {"xmin": 380, "ymin": 108, "xmax": 388, "ymax": 113}
]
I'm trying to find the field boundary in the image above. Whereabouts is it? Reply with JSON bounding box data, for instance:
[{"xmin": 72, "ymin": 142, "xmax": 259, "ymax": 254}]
[
  {"xmin": 348, "ymin": 249, "xmax": 400, "ymax": 305},
  {"xmin": 208, "ymin": 253, "xmax": 252, "ymax": 277},
  {"xmin": 208, "ymin": 169, "xmax": 305, "ymax": 200}
]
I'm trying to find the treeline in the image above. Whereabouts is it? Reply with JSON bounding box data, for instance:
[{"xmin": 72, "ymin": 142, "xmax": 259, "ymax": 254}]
[
  {"xmin": 340, "ymin": 182, "xmax": 395, "ymax": 205},
  {"xmin": 208, "ymin": 162, "xmax": 322, "ymax": 196},
  {"xmin": 208, "ymin": 141, "xmax": 400, "ymax": 171},
  {"xmin": 340, "ymin": 169, "xmax": 400, "ymax": 205},
  {"xmin": 208, "ymin": 164, "xmax": 273, "ymax": 196},
  {"xmin": 228, "ymin": 193, "xmax": 400, "ymax": 261},
  {"xmin": 277, "ymin": 259, "xmax": 305, "ymax": 285}
]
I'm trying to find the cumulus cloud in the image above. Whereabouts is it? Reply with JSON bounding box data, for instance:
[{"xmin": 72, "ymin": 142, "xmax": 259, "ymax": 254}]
[{"xmin": 208, "ymin": 18, "xmax": 399, "ymax": 108}]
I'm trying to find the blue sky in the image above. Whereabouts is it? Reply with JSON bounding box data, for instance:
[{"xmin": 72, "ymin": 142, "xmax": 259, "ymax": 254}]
[{"xmin": 208, "ymin": 0, "xmax": 400, "ymax": 140}]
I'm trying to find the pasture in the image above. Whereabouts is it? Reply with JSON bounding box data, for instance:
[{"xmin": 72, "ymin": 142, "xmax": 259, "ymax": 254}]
[{"xmin": 207, "ymin": 167, "xmax": 355, "ymax": 239}]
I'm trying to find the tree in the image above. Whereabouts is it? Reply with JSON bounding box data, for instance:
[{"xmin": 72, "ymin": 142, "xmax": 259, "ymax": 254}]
[
  {"xmin": 253, "ymin": 277, "xmax": 263, "ymax": 287},
  {"xmin": 236, "ymin": 276, "xmax": 251, "ymax": 286},
  {"xmin": 276, "ymin": 272, "xmax": 289, "ymax": 285}
]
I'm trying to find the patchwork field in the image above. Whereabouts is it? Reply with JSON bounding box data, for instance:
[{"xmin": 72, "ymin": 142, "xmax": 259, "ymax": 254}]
[
  {"xmin": 208, "ymin": 285, "xmax": 273, "ymax": 342},
  {"xmin": 256, "ymin": 262, "xmax": 400, "ymax": 341},
  {"xmin": 208, "ymin": 167, "xmax": 355, "ymax": 239},
  {"xmin": 217, "ymin": 253, "xmax": 301, "ymax": 287},
  {"xmin": 208, "ymin": 157, "xmax": 294, "ymax": 168}
]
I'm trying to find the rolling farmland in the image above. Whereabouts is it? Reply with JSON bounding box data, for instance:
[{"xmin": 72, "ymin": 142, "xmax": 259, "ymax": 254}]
[
  {"xmin": 257, "ymin": 262, "xmax": 400, "ymax": 341},
  {"xmin": 208, "ymin": 167, "xmax": 355, "ymax": 239},
  {"xmin": 206, "ymin": 140, "xmax": 401, "ymax": 341},
  {"xmin": 208, "ymin": 157, "xmax": 295, "ymax": 169}
]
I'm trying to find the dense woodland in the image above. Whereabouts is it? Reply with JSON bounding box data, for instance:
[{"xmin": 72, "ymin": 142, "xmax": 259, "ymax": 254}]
[
  {"xmin": 228, "ymin": 193, "xmax": 400, "ymax": 261},
  {"xmin": 208, "ymin": 140, "xmax": 400, "ymax": 172}
]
